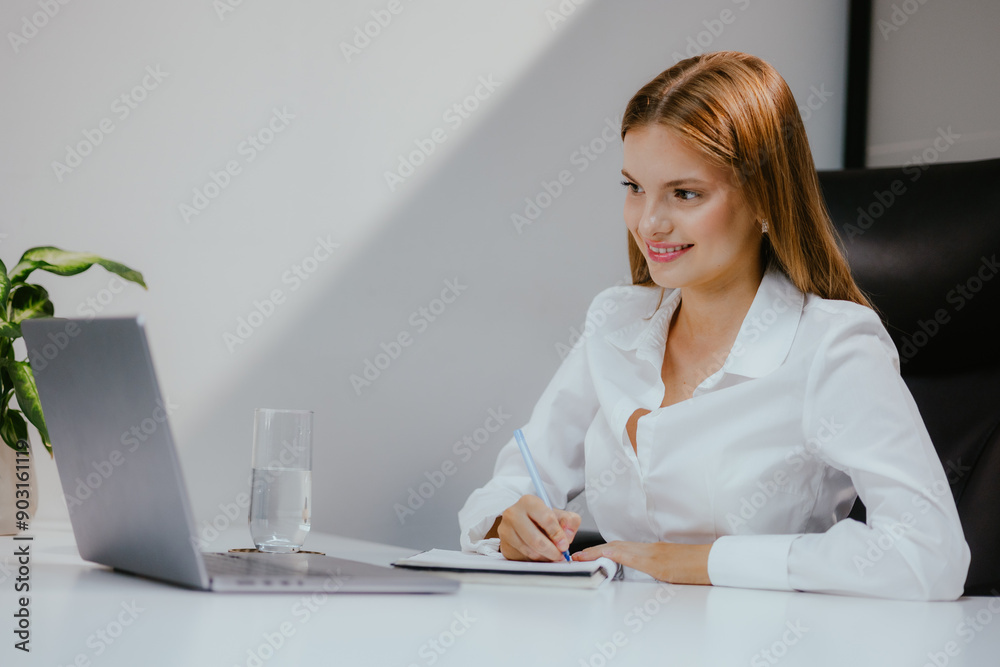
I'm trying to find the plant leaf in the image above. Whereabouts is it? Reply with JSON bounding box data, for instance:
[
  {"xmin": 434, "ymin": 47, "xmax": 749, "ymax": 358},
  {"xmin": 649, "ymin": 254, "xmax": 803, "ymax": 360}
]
[
  {"xmin": 0, "ymin": 359, "xmax": 51, "ymax": 454},
  {"xmin": 9, "ymin": 284, "xmax": 54, "ymax": 323},
  {"xmin": 0, "ymin": 257, "xmax": 9, "ymax": 321},
  {"xmin": 0, "ymin": 321, "xmax": 20, "ymax": 338},
  {"xmin": 0, "ymin": 407, "xmax": 28, "ymax": 451},
  {"xmin": 0, "ymin": 342, "xmax": 11, "ymax": 394},
  {"xmin": 9, "ymin": 246, "xmax": 147, "ymax": 288}
]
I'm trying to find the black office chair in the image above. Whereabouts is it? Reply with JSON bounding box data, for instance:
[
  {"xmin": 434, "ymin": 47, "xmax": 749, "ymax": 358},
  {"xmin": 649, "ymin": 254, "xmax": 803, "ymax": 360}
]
[
  {"xmin": 570, "ymin": 158, "xmax": 1000, "ymax": 595},
  {"xmin": 820, "ymin": 157, "xmax": 1000, "ymax": 596}
]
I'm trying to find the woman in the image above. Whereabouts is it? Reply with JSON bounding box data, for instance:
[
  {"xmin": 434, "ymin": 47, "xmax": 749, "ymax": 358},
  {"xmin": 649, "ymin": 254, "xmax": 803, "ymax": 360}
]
[{"xmin": 457, "ymin": 51, "xmax": 970, "ymax": 600}]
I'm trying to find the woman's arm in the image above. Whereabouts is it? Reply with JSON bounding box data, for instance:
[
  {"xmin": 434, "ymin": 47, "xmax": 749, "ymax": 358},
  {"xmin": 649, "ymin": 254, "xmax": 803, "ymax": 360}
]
[
  {"xmin": 457, "ymin": 292, "xmax": 608, "ymax": 553},
  {"xmin": 579, "ymin": 307, "xmax": 970, "ymax": 599},
  {"xmin": 573, "ymin": 541, "xmax": 713, "ymax": 585},
  {"xmin": 710, "ymin": 308, "xmax": 969, "ymax": 600}
]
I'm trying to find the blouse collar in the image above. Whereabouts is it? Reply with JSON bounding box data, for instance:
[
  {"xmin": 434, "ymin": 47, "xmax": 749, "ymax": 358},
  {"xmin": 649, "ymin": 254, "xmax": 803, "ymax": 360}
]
[{"xmin": 604, "ymin": 265, "xmax": 805, "ymax": 379}]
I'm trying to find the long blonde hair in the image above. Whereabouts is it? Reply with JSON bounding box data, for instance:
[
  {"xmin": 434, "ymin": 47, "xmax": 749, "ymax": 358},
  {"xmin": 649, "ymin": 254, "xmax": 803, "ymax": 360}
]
[{"xmin": 621, "ymin": 51, "xmax": 874, "ymax": 310}]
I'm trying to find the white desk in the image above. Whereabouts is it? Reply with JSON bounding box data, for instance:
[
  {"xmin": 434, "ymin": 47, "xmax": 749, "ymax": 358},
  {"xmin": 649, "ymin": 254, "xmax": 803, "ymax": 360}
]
[{"xmin": 6, "ymin": 522, "xmax": 999, "ymax": 666}]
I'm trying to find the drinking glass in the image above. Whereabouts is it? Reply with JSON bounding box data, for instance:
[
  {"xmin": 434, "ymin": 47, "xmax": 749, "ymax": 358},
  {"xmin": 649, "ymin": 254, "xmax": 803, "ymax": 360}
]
[{"xmin": 249, "ymin": 408, "xmax": 312, "ymax": 553}]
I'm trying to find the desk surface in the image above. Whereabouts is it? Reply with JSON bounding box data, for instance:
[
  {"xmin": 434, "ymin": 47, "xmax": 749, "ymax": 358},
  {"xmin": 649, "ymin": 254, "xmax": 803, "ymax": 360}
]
[{"xmin": 5, "ymin": 522, "xmax": 999, "ymax": 666}]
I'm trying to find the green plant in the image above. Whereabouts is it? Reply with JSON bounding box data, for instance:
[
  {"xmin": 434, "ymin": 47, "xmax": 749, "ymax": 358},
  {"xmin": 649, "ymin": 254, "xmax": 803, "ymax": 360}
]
[{"xmin": 0, "ymin": 247, "xmax": 146, "ymax": 454}]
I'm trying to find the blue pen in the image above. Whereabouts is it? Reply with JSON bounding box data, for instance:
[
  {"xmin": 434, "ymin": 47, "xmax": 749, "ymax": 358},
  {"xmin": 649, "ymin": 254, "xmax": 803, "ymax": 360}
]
[{"xmin": 514, "ymin": 428, "xmax": 572, "ymax": 562}]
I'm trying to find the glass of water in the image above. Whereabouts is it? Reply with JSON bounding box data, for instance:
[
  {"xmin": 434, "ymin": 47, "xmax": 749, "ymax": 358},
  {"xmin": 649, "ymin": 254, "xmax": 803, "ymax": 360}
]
[{"xmin": 249, "ymin": 408, "xmax": 312, "ymax": 553}]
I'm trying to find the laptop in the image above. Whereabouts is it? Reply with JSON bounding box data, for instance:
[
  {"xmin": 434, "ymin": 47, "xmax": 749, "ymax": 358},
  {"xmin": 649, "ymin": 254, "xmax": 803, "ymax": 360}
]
[{"xmin": 22, "ymin": 316, "xmax": 458, "ymax": 594}]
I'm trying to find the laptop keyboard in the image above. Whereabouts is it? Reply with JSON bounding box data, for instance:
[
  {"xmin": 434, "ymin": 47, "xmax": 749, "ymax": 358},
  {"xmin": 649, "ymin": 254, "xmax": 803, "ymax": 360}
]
[
  {"xmin": 201, "ymin": 552, "xmax": 359, "ymax": 590},
  {"xmin": 203, "ymin": 552, "xmax": 315, "ymax": 576}
]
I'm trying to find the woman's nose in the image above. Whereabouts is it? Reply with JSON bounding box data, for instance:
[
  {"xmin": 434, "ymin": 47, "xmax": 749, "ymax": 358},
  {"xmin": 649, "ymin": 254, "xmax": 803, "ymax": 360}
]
[{"xmin": 638, "ymin": 209, "xmax": 670, "ymax": 237}]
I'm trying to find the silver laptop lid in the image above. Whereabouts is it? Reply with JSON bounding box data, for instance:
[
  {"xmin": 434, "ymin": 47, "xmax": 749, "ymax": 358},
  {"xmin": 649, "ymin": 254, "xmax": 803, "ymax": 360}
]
[{"xmin": 23, "ymin": 317, "xmax": 210, "ymax": 590}]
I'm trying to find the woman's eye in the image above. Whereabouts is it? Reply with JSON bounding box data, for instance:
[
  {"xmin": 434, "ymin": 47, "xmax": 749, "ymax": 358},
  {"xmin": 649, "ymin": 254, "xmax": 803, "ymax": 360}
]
[
  {"xmin": 675, "ymin": 189, "xmax": 698, "ymax": 200},
  {"xmin": 621, "ymin": 180, "xmax": 643, "ymax": 194}
]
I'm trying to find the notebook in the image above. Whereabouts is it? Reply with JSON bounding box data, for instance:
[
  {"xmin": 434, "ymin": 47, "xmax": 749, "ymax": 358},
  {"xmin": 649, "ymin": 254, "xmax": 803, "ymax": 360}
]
[{"xmin": 392, "ymin": 549, "xmax": 621, "ymax": 588}]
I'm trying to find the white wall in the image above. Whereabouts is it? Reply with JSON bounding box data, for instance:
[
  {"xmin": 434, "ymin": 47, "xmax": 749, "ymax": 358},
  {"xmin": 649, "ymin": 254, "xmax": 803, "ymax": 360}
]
[
  {"xmin": 3, "ymin": 0, "xmax": 848, "ymax": 550},
  {"xmin": 868, "ymin": 0, "xmax": 1000, "ymax": 166}
]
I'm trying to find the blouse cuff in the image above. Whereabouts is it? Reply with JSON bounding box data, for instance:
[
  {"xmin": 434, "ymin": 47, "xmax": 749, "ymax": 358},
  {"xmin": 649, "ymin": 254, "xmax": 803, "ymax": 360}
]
[
  {"xmin": 458, "ymin": 489, "xmax": 523, "ymax": 553},
  {"xmin": 461, "ymin": 513, "xmax": 503, "ymax": 553},
  {"xmin": 707, "ymin": 534, "xmax": 802, "ymax": 591}
]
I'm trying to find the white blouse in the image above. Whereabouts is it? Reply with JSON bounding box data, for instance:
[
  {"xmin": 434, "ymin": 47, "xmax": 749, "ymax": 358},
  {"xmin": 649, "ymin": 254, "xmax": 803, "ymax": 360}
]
[{"xmin": 458, "ymin": 265, "xmax": 970, "ymax": 600}]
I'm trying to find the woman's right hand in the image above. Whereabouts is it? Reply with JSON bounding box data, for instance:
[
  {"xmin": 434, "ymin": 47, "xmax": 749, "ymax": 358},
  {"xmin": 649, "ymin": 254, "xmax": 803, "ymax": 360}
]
[{"xmin": 487, "ymin": 495, "xmax": 581, "ymax": 562}]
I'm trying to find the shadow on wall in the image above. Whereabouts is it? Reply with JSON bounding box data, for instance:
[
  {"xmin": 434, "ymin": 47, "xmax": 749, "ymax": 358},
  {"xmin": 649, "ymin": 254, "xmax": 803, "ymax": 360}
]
[{"xmin": 182, "ymin": 0, "xmax": 843, "ymax": 552}]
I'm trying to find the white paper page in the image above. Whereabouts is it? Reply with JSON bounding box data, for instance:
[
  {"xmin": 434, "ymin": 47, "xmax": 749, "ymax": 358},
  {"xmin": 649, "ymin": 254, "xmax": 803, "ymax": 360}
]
[{"xmin": 396, "ymin": 549, "xmax": 619, "ymax": 578}]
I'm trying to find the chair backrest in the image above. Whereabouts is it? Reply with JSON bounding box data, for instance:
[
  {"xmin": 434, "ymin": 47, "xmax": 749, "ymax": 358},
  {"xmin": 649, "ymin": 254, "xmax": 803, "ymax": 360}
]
[{"xmin": 818, "ymin": 157, "xmax": 1000, "ymax": 596}]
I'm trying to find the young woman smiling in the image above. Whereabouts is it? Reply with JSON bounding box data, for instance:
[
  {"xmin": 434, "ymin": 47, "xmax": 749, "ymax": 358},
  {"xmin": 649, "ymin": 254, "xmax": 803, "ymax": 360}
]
[{"xmin": 458, "ymin": 51, "xmax": 970, "ymax": 600}]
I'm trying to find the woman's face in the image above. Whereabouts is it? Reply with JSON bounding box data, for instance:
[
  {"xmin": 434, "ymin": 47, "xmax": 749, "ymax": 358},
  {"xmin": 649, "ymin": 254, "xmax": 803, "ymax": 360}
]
[{"xmin": 622, "ymin": 124, "xmax": 762, "ymax": 292}]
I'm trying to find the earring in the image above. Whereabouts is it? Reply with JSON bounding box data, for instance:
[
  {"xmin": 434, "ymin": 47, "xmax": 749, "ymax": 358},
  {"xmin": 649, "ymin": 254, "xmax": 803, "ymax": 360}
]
[{"xmin": 761, "ymin": 218, "xmax": 769, "ymax": 234}]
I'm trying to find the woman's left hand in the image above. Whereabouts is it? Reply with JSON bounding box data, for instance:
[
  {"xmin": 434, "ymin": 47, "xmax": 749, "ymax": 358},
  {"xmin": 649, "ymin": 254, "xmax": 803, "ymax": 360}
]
[{"xmin": 572, "ymin": 541, "xmax": 713, "ymax": 585}]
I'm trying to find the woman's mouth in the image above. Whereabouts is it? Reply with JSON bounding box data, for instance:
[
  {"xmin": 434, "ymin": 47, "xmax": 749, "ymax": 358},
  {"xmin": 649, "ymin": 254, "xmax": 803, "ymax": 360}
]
[{"xmin": 646, "ymin": 242, "xmax": 693, "ymax": 263}]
